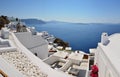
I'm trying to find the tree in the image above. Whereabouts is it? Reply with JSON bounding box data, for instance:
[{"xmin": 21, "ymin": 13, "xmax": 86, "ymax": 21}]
[
  {"xmin": 54, "ymin": 38, "xmax": 69, "ymax": 49},
  {"xmin": 0, "ymin": 15, "xmax": 10, "ymax": 29}
]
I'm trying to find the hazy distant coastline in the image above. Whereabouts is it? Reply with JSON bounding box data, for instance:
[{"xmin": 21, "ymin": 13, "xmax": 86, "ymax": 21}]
[
  {"xmin": 21, "ymin": 19, "xmax": 120, "ymax": 25},
  {"xmin": 21, "ymin": 19, "xmax": 46, "ymax": 24}
]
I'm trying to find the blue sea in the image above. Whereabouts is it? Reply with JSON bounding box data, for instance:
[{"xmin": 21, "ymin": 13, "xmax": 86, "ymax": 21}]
[{"xmin": 27, "ymin": 22, "xmax": 120, "ymax": 53}]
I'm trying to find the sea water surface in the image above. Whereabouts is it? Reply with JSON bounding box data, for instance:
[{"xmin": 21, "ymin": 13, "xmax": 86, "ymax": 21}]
[{"xmin": 27, "ymin": 22, "xmax": 120, "ymax": 53}]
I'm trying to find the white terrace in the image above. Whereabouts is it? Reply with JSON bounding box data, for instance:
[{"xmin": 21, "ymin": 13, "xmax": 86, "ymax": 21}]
[{"xmin": 43, "ymin": 51, "xmax": 89, "ymax": 77}]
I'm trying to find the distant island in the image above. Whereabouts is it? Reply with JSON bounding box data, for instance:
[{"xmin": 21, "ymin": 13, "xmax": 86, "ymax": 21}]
[
  {"xmin": 21, "ymin": 18, "xmax": 118, "ymax": 25},
  {"xmin": 21, "ymin": 19, "xmax": 46, "ymax": 24}
]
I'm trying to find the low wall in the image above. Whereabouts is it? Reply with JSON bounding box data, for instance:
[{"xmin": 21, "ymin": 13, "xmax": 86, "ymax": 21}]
[
  {"xmin": 43, "ymin": 56, "xmax": 60, "ymax": 65},
  {"xmin": 0, "ymin": 47, "xmax": 16, "ymax": 53},
  {"xmin": 0, "ymin": 37, "xmax": 17, "ymax": 53},
  {"xmin": 60, "ymin": 60, "xmax": 72, "ymax": 72}
]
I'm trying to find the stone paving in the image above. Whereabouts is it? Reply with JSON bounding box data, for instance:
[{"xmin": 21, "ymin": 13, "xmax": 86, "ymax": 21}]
[{"xmin": 1, "ymin": 51, "xmax": 47, "ymax": 77}]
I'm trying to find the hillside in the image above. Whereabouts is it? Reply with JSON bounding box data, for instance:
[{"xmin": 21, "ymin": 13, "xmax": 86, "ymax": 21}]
[{"xmin": 21, "ymin": 19, "xmax": 46, "ymax": 24}]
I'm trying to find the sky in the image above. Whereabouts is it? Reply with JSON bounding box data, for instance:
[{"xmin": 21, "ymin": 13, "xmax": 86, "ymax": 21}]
[{"xmin": 0, "ymin": 0, "xmax": 120, "ymax": 23}]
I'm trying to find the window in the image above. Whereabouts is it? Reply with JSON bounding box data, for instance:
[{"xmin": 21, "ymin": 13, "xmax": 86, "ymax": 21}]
[{"xmin": 34, "ymin": 53, "xmax": 37, "ymax": 56}]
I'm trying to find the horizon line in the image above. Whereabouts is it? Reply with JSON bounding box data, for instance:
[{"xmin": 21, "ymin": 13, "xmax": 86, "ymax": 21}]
[{"xmin": 20, "ymin": 18, "xmax": 120, "ymax": 24}]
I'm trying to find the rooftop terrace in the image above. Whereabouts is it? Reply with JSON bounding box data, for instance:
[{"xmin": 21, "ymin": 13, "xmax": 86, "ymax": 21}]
[
  {"xmin": 0, "ymin": 51, "xmax": 47, "ymax": 77},
  {"xmin": 44, "ymin": 51, "xmax": 89, "ymax": 77}
]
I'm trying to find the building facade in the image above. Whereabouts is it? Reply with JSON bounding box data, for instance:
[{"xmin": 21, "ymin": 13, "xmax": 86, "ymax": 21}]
[{"xmin": 95, "ymin": 33, "xmax": 120, "ymax": 77}]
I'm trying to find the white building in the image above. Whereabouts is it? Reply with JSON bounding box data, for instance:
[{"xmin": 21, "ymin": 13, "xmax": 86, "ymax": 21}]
[
  {"xmin": 0, "ymin": 29, "xmax": 73, "ymax": 77},
  {"xmin": 3, "ymin": 25, "xmax": 120, "ymax": 77},
  {"xmin": 15, "ymin": 32, "xmax": 48, "ymax": 59},
  {"xmin": 94, "ymin": 33, "xmax": 120, "ymax": 77},
  {"xmin": 44, "ymin": 50, "xmax": 89, "ymax": 77}
]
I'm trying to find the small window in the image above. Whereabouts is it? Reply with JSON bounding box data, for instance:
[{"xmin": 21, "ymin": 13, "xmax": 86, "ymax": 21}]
[{"xmin": 34, "ymin": 53, "xmax": 37, "ymax": 56}]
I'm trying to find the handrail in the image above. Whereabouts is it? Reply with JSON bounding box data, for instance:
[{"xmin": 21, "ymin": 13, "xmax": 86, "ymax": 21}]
[{"xmin": 0, "ymin": 69, "xmax": 8, "ymax": 77}]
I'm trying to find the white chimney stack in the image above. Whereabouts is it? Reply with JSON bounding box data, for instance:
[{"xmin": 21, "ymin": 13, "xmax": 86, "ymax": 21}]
[
  {"xmin": 30, "ymin": 27, "xmax": 36, "ymax": 35},
  {"xmin": 101, "ymin": 32, "xmax": 109, "ymax": 45},
  {"xmin": 1, "ymin": 28, "xmax": 9, "ymax": 39}
]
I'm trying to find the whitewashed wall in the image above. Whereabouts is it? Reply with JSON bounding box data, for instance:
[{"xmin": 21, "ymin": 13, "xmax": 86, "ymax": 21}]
[
  {"xmin": 11, "ymin": 33, "xmax": 73, "ymax": 77},
  {"xmin": 60, "ymin": 60, "xmax": 72, "ymax": 72},
  {"xmin": 15, "ymin": 32, "xmax": 48, "ymax": 59},
  {"xmin": 95, "ymin": 44, "xmax": 119, "ymax": 77},
  {"xmin": 43, "ymin": 56, "xmax": 60, "ymax": 65},
  {"xmin": 29, "ymin": 44, "xmax": 48, "ymax": 59}
]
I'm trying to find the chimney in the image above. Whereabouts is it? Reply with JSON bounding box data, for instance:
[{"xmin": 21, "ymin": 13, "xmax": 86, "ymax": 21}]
[
  {"xmin": 1, "ymin": 28, "xmax": 9, "ymax": 39},
  {"xmin": 30, "ymin": 27, "xmax": 36, "ymax": 35},
  {"xmin": 101, "ymin": 32, "xmax": 109, "ymax": 45}
]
